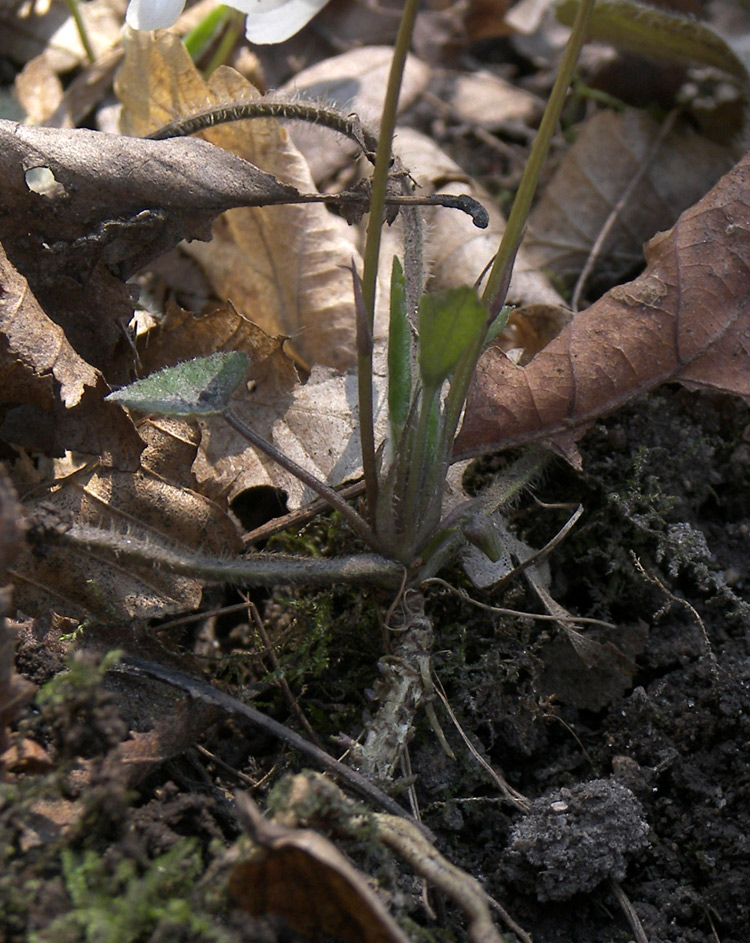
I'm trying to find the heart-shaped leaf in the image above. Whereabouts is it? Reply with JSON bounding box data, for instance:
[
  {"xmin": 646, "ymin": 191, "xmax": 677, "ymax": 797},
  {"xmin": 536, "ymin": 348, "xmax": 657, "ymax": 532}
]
[{"xmin": 107, "ymin": 352, "xmax": 250, "ymax": 417}]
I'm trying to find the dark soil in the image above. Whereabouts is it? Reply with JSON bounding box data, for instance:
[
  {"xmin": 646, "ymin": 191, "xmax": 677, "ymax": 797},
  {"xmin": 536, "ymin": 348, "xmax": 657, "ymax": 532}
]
[
  {"xmin": 3, "ymin": 386, "xmax": 749, "ymax": 943},
  {"xmin": 435, "ymin": 386, "xmax": 750, "ymax": 943}
]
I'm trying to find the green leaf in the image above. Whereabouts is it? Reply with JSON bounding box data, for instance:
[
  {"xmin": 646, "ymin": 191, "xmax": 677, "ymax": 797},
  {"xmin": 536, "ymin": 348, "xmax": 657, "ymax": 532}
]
[
  {"xmin": 388, "ymin": 256, "xmax": 413, "ymax": 439},
  {"xmin": 106, "ymin": 352, "xmax": 250, "ymax": 417},
  {"xmin": 556, "ymin": 0, "xmax": 749, "ymax": 80},
  {"xmin": 418, "ymin": 287, "xmax": 488, "ymax": 391},
  {"xmin": 184, "ymin": 4, "xmax": 231, "ymax": 60},
  {"xmin": 485, "ymin": 306, "xmax": 512, "ymax": 349}
]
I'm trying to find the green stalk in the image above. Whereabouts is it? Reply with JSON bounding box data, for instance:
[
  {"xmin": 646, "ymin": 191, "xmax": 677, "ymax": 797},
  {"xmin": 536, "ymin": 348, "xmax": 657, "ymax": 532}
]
[
  {"xmin": 413, "ymin": 343, "xmax": 480, "ymax": 549},
  {"xmin": 64, "ymin": 0, "xmax": 95, "ymax": 65},
  {"xmin": 204, "ymin": 10, "xmax": 244, "ymax": 77},
  {"xmin": 357, "ymin": 0, "xmax": 422, "ymax": 525},
  {"xmin": 481, "ymin": 0, "xmax": 595, "ymax": 316},
  {"xmin": 184, "ymin": 4, "xmax": 231, "ymax": 60}
]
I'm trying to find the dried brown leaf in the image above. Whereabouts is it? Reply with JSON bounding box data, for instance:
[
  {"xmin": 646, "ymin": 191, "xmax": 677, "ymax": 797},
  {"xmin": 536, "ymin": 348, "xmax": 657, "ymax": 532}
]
[
  {"xmin": 464, "ymin": 0, "xmax": 515, "ymax": 42},
  {"xmin": 0, "ymin": 118, "xmax": 298, "ymax": 386},
  {"xmin": 124, "ymin": 305, "xmax": 379, "ymax": 514},
  {"xmin": 524, "ymin": 108, "xmax": 733, "ymax": 294},
  {"xmin": 231, "ymin": 792, "xmax": 412, "ymax": 943},
  {"xmin": 454, "ymin": 152, "xmax": 750, "ymax": 464},
  {"xmin": 117, "ymin": 31, "xmax": 363, "ymax": 370},
  {"xmin": 0, "ymin": 244, "xmax": 143, "ymax": 467},
  {"xmin": 279, "ymin": 46, "xmax": 431, "ymax": 183},
  {"xmin": 14, "ymin": 55, "xmax": 64, "ymax": 125},
  {"xmin": 196, "ymin": 356, "xmax": 388, "ymax": 510},
  {"xmin": 0, "ymin": 0, "xmax": 123, "ymax": 73},
  {"xmin": 15, "ymin": 422, "xmax": 242, "ymax": 623},
  {"xmin": 397, "ymin": 129, "xmax": 566, "ymax": 315},
  {"xmin": 449, "ymin": 70, "xmax": 544, "ymax": 130}
]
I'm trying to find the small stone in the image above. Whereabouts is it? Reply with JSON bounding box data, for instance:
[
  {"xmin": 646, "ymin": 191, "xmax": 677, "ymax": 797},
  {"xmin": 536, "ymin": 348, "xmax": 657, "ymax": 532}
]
[{"xmin": 503, "ymin": 779, "xmax": 649, "ymax": 901}]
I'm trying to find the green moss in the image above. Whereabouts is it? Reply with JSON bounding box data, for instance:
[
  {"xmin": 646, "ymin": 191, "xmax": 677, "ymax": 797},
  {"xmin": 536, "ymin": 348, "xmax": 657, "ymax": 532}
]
[{"xmin": 29, "ymin": 841, "xmax": 228, "ymax": 943}]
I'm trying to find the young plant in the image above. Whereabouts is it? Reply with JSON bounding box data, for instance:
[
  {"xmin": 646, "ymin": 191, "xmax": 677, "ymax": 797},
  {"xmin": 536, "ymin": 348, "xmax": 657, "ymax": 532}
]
[{"xmin": 104, "ymin": 0, "xmax": 597, "ymax": 777}]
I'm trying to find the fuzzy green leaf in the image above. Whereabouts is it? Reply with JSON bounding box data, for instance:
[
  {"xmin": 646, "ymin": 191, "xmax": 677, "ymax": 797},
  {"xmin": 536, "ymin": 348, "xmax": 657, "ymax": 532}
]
[
  {"xmin": 106, "ymin": 352, "xmax": 250, "ymax": 417},
  {"xmin": 418, "ymin": 287, "xmax": 488, "ymax": 391},
  {"xmin": 388, "ymin": 257, "xmax": 413, "ymax": 438},
  {"xmin": 556, "ymin": 0, "xmax": 748, "ymax": 80}
]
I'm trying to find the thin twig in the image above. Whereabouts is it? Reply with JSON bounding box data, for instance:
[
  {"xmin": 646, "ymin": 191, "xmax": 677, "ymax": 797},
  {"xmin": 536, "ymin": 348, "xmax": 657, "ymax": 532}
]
[
  {"xmin": 571, "ymin": 110, "xmax": 679, "ymax": 313},
  {"xmin": 631, "ymin": 553, "xmax": 716, "ymax": 664},
  {"xmin": 489, "ymin": 503, "xmax": 585, "ymax": 594},
  {"xmin": 609, "ymin": 878, "xmax": 650, "ymax": 943},
  {"xmin": 432, "ymin": 674, "xmax": 530, "ymax": 813},
  {"xmin": 241, "ymin": 480, "xmax": 366, "ymax": 546},
  {"xmin": 422, "ymin": 578, "xmax": 616, "ymax": 629},
  {"xmin": 375, "ymin": 813, "xmax": 519, "ymax": 943},
  {"xmin": 114, "ymin": 655, "xmax": 434, "ymax": 840},
  {"xmin": 223, "ymin": 409, "xmax": 383, "ymax": 552},
  {"xmin": 195, "ymin": 744, "xmax": 259, "ymax": 788}
]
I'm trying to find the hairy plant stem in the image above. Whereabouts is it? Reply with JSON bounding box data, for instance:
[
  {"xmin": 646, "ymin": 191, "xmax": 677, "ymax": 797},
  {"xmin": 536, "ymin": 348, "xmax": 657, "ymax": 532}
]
[
  {"xmin": 47, "ymin": 521, "xmax": 403, "ymax": 588},
  {"xmin": 358, "ymin": 0, "xmax": 422, "ymax": 526},
  {"xmin": 223, "ymin": 409, "xmax": 383, "ymax": 552},
  {"xmin": 481, "ymin": 0, "xmax": 595, "ymax": 316},
  {"xmin": 148, "ymin": 97, "xmax": 380, "ymax": 158},
  {"xmin": 357, "ymin": 588, "xmax": 434, "ymax": 780}
]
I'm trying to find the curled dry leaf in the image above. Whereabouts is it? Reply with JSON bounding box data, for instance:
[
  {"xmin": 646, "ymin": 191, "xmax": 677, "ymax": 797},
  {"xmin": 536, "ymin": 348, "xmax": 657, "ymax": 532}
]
[
  {"xmin": 0, "ymin": 117, "xmax": 298, "ymax": 385},
  {"xmin": 231, "ymin": 792, "xmax": 412, "ymax": 943},
  {"xmin": 15, "ymin": 419, "xmax": 242, "ymax": 623},
  {"xmin": 0, "ymin": 244, "xmax": 143, "ymax": 468},
  {"xmin": 117, "ymin": 30, "xmax": 364, "ymax": 371},
  {"xmin": 453, "ymin": 151, "xmax": 750, "ymax": 465},
  {"xmin": 524, "ymin": 108, "xmax": 732, "ymax": 294}
]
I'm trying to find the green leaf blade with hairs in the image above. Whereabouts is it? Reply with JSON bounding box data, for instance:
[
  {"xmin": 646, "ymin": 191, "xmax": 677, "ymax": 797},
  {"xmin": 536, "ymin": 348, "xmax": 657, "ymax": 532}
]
[
  {"xmin": 388, "ymin": 256, "xmax": 413, "ymax": 441},
  {"xmin": 556, "ymin": 0, "xmax": 749, "ymax": 80},
  {"xmin": 106, "ymin": 352, "xmax": 250, "ymax": 417},
  {"xmin": 418, "ymin": 287, "xmax": 488, "ymax": 392}
]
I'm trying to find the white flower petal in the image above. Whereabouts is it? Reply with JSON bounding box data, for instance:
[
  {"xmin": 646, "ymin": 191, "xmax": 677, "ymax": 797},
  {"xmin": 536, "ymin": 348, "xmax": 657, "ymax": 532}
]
[
  {"xmin": 125, "ymin": 0, "xmax": 186, "ymax": 30},
  {"xmin": 239, "ymin": 0, "xmax": 329, "ymax": 44}
]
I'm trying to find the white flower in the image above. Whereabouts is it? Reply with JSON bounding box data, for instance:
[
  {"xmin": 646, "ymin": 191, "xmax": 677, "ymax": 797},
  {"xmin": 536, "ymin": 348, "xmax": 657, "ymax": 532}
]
[{"xmin": 126, "ymin": 0, "xmax": 330, "ymax": 44}]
